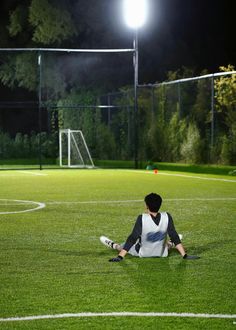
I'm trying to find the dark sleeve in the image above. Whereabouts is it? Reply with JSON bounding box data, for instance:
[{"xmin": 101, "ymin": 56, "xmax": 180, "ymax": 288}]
[
  {"xmin": 167, "ymin": 212, "xmax": 181, "ymax": 246},
  {"xmin": 123, "ymin": 215, "xmax": 142, "ymax": 251}
]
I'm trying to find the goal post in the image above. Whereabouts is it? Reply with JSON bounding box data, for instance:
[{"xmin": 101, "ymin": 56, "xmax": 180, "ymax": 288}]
[{"xmin": 59, "ymin": 129, "xmax": 95, "ymax": 168}]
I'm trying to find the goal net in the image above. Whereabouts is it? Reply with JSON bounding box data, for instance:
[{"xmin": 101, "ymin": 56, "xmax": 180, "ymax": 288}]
[{"xmin": 59, "ymin": 129, "xmax": 94, "ymax": 168}]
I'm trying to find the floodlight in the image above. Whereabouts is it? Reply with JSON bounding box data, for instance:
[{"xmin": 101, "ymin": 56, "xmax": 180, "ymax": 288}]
[{"xmin": 123, "ymin": 0, "xmax": 148, "ymax": 29}]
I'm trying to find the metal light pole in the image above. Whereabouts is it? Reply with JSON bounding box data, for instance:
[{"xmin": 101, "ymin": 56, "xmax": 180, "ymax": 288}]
[
  {"xmin": 133, "ymin": 29, "xmax": 139, "ymax": 168},
  {"xmin": 123, "ymin": 0, "xmax": 148, "ymax": 168}
]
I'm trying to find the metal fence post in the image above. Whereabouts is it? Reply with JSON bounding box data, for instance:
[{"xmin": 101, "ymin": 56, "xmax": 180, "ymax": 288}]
[
  {"xmin": 38, "ymin": 51, "xmax": 42, "ymax": 170},
  {"xmin": 211, "ymin": 76, "xmax": 215, "ymax": 148},
  {"xmin": 178, "ymin": 82, "xmax": 181, "ymax": 118},
  {"xmin": 107, "ymin": 94, "xmax": 111, "ymax": 127}
]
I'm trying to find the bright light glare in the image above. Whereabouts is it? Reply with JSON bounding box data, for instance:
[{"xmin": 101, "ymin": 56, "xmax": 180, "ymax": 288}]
[{"xmin": 123, "ymin": 0, "xmax": 148, "ymax": 29}]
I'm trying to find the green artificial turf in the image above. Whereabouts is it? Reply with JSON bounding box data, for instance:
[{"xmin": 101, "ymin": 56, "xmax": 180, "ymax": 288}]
[{"xmin": 0, "ymin": 169, "xmax": 235, "ymax": 329}]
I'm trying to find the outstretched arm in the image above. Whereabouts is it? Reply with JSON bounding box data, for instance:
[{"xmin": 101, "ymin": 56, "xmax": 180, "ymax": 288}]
[
  {"xmin": 168, "ymin": 214, "xmax": 200, "ymax": 260},
  {"xmin": 109, "ymin": 216, "xmax": 142, "ymax": 262},
  {"xmin": 109, "ymin": 249, "xmax": 128, "ymax": 262},
  {"xmin": 176, "ymin": 243, "xmax": 200, "ymax": 259},
  {"xmin": 175, "ymin": 243, "xmax": 186, "ymax": 257}
]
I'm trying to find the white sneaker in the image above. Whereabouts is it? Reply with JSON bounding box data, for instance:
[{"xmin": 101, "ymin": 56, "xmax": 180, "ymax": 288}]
[{"xmin": 100, "ymin": 236, "xmax": 115, "ymax": 249}]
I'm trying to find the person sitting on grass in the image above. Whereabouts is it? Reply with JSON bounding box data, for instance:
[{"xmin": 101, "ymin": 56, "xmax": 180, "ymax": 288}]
[{"xmin": 100, "ymin": 193, "xmax": 200, "ymax": 262}]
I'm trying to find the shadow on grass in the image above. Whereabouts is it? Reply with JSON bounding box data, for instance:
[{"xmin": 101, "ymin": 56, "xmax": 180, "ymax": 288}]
[{"xmin": 185, "ymin": 239, "xmax": 235, "ymax": 255}]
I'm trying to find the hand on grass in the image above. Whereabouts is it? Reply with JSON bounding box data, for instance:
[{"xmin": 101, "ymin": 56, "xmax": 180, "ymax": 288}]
[
  {"xmin": 109, "ymin": 256, "xmax": 123, "ymax": 262},
  {"xmin": 183, "ymin": 254, "xmax": 200, "ymax": 260}
]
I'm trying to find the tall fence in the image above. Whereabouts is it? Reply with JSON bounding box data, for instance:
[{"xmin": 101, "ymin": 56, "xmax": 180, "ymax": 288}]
[
  {"xmin": 100, "ymin": 71, "xmax": 236, "ymax": 166},
  {"xmin": 0, "ymin": 48, "xmax": 235, "ymax": 169}
]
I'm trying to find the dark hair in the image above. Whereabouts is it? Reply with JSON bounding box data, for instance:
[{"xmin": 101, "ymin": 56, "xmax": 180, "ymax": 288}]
[{"xmin": 144, "ymin": 193, "xmax": 162, "ymax": 212}]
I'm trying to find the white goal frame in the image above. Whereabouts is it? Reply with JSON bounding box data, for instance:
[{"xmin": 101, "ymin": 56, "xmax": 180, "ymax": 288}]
[{"xmin": 59, "ymin": 129, "xmax": 95, "ymax": 168}]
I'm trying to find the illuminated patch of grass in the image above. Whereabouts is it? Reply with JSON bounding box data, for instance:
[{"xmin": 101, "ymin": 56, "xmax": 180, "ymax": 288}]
[{"xmin": 0, "ymin": 169, "xmax": 235, "ymax": 329}]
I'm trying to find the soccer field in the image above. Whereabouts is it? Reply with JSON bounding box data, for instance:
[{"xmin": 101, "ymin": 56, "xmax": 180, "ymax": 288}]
[{"xmin": 0, "ymin": 169, "xmax": 235, "ymax": 329}]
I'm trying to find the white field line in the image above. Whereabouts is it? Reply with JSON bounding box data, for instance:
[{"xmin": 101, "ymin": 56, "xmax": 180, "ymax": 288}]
[
  {"xmin": 0, "ymin": 174, "xmax": 20, "ymax": 177},
  {"xmin": 46, "ymin": 197, "xmax": 236, "ymax": 205},
  {"xmin": 126, "ymin": 170, "xmax": 236, "ymax": 183},
  {"xmin": 0, "ymin": 171, "xmax": 47, "ymax": 177},
  {"xmin": 0, "ymin": 199, "xmax": 45, "ymax": 214},
  {"xmin": 159, "ymin": 172, "xmax": 236, "ymax": 183},
  {"xmin": 17, "ymin": 171, "xmax": 48, "ymax": 176},
  {"xmin": 2, "ymin": 197, "xmax": 234, "ymax": 213},
  {"xmin": 47, "ymin": 199, "xmax": 143, "ymax": 204},
  {"xmin": 0, "ymin": 312, "xmax": 235, "ymax": 322}
]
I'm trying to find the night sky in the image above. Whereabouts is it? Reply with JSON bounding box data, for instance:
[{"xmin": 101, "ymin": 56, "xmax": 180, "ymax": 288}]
[
  {"xmin": 123, "ymin": 0, "xmax": 236, "ymax": 82},
  {"xmin": 69, "ymin": 0, "xmax": 236, "ymax": 82}
]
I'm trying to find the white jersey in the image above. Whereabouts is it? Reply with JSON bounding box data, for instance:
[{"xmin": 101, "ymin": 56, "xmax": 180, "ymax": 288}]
[{"xmin": 139, "ymin": 212, "xmax": 169, "ymax": 257}]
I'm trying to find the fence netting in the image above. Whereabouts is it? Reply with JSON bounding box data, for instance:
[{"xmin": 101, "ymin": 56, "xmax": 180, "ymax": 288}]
[
  {"xmin": 0, "ymin": 50, "xmax": 133, "ymax": 169},
  {"xmin": 136, "ymin": 75, "xmax": 235, "ymax": 165}
]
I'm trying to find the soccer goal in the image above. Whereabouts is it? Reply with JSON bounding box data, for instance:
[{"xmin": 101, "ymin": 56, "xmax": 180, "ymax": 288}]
[{"xmin": 59, "ymin": 129, "xmax": 95, "ymax": 168}]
